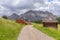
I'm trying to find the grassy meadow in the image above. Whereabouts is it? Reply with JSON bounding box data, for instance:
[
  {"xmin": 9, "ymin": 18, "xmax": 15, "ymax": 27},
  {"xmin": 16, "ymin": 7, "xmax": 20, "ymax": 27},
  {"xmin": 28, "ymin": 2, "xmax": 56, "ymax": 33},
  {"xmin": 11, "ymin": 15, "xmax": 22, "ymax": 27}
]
[
  {"xmin": 0, "ymin": 18, "xmax": 60, "ymax": 40},
  {"xmin": 0, "ymin": 18, "xmax": 25, "ymax": 40},
  {"xmin": 33, "ymin": 23, "xmax": 60, "ymax": 40}
]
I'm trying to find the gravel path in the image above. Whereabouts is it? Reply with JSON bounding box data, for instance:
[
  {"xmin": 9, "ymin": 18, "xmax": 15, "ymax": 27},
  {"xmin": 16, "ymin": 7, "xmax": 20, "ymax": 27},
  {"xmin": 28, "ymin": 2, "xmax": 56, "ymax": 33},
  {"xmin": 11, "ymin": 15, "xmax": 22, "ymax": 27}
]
[{"xmin": 17, "ymin": 25, "xmax": 54, "ymax": 40}]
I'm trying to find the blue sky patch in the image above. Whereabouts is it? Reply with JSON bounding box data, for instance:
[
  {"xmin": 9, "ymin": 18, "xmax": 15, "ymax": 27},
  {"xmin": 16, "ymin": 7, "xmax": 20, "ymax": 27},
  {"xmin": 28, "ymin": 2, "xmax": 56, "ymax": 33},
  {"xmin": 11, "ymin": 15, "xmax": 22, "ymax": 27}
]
[{"xmin": 48, "ymin": 0, "xmax": 53, "ymax": 2}]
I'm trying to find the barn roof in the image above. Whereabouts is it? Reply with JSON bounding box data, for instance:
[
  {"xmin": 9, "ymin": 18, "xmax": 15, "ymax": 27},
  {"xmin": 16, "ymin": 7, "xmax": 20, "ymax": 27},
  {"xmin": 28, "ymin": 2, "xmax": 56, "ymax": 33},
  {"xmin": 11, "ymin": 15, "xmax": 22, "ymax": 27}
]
[{"xmin": 42, "ymin": 15, "xmax": 58, "ymax": 22}]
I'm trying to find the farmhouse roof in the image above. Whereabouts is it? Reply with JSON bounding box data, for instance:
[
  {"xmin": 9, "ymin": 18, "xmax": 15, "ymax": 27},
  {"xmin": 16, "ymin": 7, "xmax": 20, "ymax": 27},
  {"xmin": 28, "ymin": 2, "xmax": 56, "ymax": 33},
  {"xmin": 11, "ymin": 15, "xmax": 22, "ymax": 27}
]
[{"xmin": 42, "ymin": 15, "xmax": 58, "ymax": 22}]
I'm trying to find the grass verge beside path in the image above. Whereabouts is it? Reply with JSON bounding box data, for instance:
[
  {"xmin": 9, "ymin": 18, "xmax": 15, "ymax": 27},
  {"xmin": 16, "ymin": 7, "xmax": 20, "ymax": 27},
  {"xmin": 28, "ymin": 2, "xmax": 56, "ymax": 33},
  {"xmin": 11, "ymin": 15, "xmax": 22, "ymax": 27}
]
[
  {"xmin": 33, "ymin": 23, "xmax": 60, "ymax": 40},
  {"xmin": 0, "ymin": 18, "xmax": 25, "ymax": 40}
]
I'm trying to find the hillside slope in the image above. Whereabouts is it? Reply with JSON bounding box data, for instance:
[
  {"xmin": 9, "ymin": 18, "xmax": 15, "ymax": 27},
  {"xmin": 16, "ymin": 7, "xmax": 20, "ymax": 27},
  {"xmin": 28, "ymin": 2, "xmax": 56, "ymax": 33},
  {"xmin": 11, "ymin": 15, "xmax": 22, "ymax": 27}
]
[
  {"xmin": 33, "ymin": 23, "xmax": 60, "ymax": 40},
  {"xmin": 0, "ymin": 18, "xmax": 24, "ymax": 40}
]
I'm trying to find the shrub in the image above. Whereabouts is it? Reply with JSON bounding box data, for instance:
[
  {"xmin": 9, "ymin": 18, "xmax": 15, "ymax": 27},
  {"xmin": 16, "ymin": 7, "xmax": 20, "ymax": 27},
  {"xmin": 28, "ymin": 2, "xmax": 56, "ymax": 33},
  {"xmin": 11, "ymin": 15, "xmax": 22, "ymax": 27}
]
[
  {"xmin": 57, "ymin": 17, "xmax": 60, "ymax": 24},
  {"xmin": 32, "ymin": 20, "xmax": 42, "ymax": 24},
  {"xmin": 2, "ymin": 15, "xmax": 8, "ymax": 19}
]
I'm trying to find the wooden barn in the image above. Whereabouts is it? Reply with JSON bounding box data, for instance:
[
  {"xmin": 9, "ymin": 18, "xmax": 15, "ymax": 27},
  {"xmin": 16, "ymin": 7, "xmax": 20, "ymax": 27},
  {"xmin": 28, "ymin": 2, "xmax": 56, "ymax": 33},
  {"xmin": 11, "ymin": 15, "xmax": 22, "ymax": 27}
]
[{"xmin": 42, "ymin": 16, "xmax": 58, "ymax": 28}]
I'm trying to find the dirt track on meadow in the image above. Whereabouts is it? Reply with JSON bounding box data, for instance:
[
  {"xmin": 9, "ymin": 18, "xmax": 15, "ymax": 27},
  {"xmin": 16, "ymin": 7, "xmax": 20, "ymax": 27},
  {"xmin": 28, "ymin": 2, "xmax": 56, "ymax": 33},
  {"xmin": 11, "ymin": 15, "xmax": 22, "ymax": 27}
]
[{"xmin": 18, "ymin": 25, "xmax": 54, "ymax": 40}]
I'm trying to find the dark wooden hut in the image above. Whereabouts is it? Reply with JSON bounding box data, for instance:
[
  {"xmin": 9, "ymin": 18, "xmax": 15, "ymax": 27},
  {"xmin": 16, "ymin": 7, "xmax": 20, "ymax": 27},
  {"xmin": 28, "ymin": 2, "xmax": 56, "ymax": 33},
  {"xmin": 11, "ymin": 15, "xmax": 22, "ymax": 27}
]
[{"xmin": 42, "ymin": 16, "xmax": 58, "ymax": 28}]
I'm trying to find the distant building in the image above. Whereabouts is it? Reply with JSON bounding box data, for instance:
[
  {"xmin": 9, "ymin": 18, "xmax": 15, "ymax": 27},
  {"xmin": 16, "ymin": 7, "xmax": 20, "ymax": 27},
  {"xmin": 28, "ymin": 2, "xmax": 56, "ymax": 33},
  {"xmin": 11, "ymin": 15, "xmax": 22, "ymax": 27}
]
[
  {"xmin": 16, "ymin": 19, "xmax": 31, "ymax": 25},
  {"xmin": 42, "ymin": 14, "xmax": 58, "ymax": 28}
]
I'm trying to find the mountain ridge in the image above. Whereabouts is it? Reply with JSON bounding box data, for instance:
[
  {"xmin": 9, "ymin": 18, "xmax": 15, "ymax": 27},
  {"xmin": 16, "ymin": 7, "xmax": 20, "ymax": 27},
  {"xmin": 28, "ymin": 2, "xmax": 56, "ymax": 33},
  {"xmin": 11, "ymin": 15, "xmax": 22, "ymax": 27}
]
[{"xmin": 8, "ymin": 10, "xmax": 57, "ymax": 21}]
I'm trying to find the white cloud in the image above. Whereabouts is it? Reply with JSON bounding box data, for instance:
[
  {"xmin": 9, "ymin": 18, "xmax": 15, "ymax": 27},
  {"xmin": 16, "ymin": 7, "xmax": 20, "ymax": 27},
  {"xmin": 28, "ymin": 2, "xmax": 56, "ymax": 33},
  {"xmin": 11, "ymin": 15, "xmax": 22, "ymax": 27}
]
[
  {"xmin": 34, "ymin": 3, "xmax": 42, "ymax": 8},
  {"xmin": 12, "ymin": 0, "xmax": 21, "ymax": 6},
  {"xmin": 0, "ymin": 5, "xmax": 13, "ymax": 16},
  {"xmin": 33, "ymin": 2, "xmax": 55, "ymax": 11},
  {"xmin": 0, "ymin": 0, "xmax": 60, "ymax": 16},
  {"xmin": 33, "ymin": 0, "xmax": 60, "ymax": 15},
  {"xmin": 12, "ymin": 0, "xmax": 27, "ymax": 6},
  {"xmin": 0, "ymin": 0, "xmax": 9, "ymax": 5},
  {"xmin": 18, "ymin": 9, "xmax": 29, "ymax": 15},
  {"xmin": 48, "ymin": 0, "xmax": 60, "ymax": 15}
]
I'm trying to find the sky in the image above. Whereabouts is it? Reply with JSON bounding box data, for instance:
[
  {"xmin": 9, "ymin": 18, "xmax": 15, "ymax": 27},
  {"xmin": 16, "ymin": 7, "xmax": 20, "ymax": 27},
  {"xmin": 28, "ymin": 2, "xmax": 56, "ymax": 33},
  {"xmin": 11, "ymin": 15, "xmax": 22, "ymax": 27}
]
[{"xmin": 0, "ymin": 0, "xmax": 60, "ymax": 16}]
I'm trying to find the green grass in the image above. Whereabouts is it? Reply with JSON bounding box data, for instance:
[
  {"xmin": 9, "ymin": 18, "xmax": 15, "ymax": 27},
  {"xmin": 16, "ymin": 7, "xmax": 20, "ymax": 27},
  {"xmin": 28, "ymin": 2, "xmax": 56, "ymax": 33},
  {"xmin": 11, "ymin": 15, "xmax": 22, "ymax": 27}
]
[
  {"xmin": 0, "ymin": 18, "xmax": 25, "ymax": 40},
  {"xmin": 33, "ymin": 23, "xmax": 60, "ymax": 40}
]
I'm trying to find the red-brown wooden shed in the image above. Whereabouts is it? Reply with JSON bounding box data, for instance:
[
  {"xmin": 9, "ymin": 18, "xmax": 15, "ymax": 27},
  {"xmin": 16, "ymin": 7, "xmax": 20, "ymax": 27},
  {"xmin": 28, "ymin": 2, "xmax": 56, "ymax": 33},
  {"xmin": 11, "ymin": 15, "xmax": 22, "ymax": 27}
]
[{"xmin": 16, "ymin": 19, "xmax": 31, "ymax": 25}]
